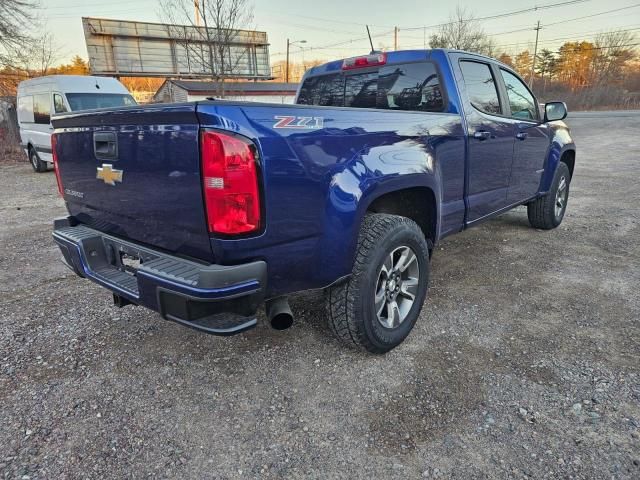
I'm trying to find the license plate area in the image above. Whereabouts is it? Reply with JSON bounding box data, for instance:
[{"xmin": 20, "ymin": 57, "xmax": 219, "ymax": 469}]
[
  {"xmin": 120, "ymin": 252, "xmax": 142, "ymax": 275},
  {"xmin": 102, "ymin": 238, "xmax": 156, "ymax": 276}
]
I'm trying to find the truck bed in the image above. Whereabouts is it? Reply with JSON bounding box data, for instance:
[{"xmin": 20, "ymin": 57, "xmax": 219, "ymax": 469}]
[{"xmin": 52, "ymin": 100, "xmax": 465, "ymax": 297}]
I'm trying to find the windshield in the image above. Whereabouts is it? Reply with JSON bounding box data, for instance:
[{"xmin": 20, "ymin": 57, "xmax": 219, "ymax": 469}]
[{"xmin": 65, "ymin": 93, "xmax": 137, "ymax": 111}]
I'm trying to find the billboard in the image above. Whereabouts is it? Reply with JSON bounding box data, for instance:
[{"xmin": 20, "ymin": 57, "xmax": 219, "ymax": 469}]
[{"xmin": 82, "ymin": 17, "xmax": 271, "ymax": 79}]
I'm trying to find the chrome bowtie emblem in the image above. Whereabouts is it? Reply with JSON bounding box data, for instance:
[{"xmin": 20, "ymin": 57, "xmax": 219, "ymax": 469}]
[{"xmin": 96, "ymin": 164, "xmax": 123, "ymax": 186}]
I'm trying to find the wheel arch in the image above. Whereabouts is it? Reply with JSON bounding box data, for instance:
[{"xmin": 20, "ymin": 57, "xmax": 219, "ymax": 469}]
[
  {"xmin": 560, "ymin": 149, "xmax": 575, "ymax": 179},
  {"xmin": 317, "ymin": 175, "xmax": 440, "ymax": 289},
  {"xmin": 365, "ymin": 186, "xmax": 438, "ymax": 249},
  {"xmin": 540, "ymin": 126, "xmax": 576, "ymax": 193}
]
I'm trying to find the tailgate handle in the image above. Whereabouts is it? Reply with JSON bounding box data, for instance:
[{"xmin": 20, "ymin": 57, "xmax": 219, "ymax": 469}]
[{"xmin": 94, "ymin": 132, "xmax": 118, "ymax": 160}]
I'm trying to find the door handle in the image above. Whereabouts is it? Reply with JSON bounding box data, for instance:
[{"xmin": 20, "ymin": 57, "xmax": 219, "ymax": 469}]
[
  {"xmin": 93, "ymin": 131, "xmax": 118, "ymax": 160},
  {"xmin": 516, "ymin": 132, "xmax": 528, "ymax": 140},
  {"xmin": 473, "ymin": 130, "xmax": 491, "ymax": 141}
]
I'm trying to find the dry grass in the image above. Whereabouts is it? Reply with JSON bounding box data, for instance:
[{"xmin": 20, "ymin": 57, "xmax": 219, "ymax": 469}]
[
  {"xmin": 0, "ymin": 129, "xmax": 24, "ymax": 164},
  {"xmin": 0, "ymin": 144, "xmax": 24, "ymax": 164}
]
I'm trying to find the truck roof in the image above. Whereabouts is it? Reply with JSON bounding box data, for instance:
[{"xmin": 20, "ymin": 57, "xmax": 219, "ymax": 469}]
[{"xmin": 302, "ymin": 48, "xmax": 509, "ymax": 78}]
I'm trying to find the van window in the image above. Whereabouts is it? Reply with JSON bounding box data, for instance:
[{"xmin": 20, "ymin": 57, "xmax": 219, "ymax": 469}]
[
  {"xmin": 33, "ymin": 93, "xmax": 51, "ymax": 124},
  {"xmin": 65, "ymin": 93, "xmax": 136, "ymax": 111},
  {"xmin": 17, "ymin": 95, "xmax": 35, "ymax": 123},
  {"xmin": 297, "ymin": 61, "xmax": 444, "ymax": 112},
  {"xmin": 459, "ymin": 61, "xmax": 501, "ymax": 115},
  {"xmin": 53, "ymin": 93, "xmax": 68, "ymax": 113}
]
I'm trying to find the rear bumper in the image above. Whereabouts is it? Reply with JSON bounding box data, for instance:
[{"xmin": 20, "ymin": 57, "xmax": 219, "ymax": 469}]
[{"xmin": 52, "ymin": 218, "xmax": 267, "ymax": 335}]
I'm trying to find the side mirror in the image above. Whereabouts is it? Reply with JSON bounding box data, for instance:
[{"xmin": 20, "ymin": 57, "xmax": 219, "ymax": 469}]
[{"xmin": 544, "ymin": 102, "xmax": 568, "ymax": 122}]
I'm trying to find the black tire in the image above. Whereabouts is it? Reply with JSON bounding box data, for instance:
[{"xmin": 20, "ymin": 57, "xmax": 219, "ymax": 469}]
[
  {"xmin": 29, "ymin": 147, "xmax": 48, "ymax": 173},
  {"xmin": 325, "ymin": 213, "xmax": 430, "ymax": 354},
  {"xmin": 527, "ymin": 162, "xmax": 571, "ymax": 230}
]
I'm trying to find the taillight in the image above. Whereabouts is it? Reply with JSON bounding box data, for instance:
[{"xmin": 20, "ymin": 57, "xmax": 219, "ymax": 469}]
[
  {"xmin": 51, "ymin": 133, "xmax": 64, "ymax": 197},
  {"xmin": 200, "ymin": 130, "xmax": 261, "ymax": 235},
  {"xmin": 342, "ymin": 52, "xmax": 387, "ymax": 70}
]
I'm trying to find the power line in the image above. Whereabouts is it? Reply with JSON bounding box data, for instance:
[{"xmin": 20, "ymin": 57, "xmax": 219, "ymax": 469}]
[
  {"xmin": 487, "ymin": 27, "xmax": 640, "ymax": 50},
  {"xmin": 265, "ymin": 0, "xmax": 589, "ymax": 31},
  {"xmin": 544, "ymin": 3, "xmax": 640, "ymax": 27},
  {"xmin": 499, "ymin": 42, "xmax": 640, "ymax": 55},
  {"xmin": 273, "ymin": 0, "xmax": 597, "ymax": 58},
  {"xmin": 271, "ymin": 29, "xmax": 395, "ymax": 57},
  {"xmin": 44, "ymin": 0, "xmax": 155, "ymax": 8},
  {"xmin": 401, "ymin": 0, "xmax": 591, "ymax": 31},
  {"xmin": 405, "ymin": 5, "xmax": 640, "ymax": 41},
  {"xmin": 263, "ymin": 12, "xmax": 393, "ymax": 29}
]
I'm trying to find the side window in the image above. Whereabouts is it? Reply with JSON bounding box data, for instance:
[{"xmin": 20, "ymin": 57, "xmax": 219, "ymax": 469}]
[
  {"xmin": 297, "ymin": 73, "xmax": 345, "ymax": 106},
  {"xmin": 377, "ymin": 62, "xmax": 444, "ymax": 111},
  {"xmin": 500, "ymin": 69, "xmax": 538, "ymax": 120},
  {"xmin": 17, "ymin": 95, "xmax": 35, "ymax": 123},
  {"xmin": 345, "ymin": 71, "xmax": 377, "ymax": 108},
  {"xmin": 460, "ymin": 61, "xmax": 501, "ymax": 115},
  {"xmin": 33, "ymin": 93, "xmax": 51, "ymax": 124},
  {"xmin": 53, "ymin": 93, "xmax": 68, "ymax": 114}
]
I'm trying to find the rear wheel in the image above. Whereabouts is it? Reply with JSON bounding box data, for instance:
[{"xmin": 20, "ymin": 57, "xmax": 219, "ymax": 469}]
[
  {"xmin": 527, "ymin": 162, "xmax": 570, "ymax": 229},
  {"xmin": 29, "ymin": 147, "xmax": 48, "ymax": 173},
  {"xmin": 325, "ymin": 213, "xmax": 430, "ymax": 354}
]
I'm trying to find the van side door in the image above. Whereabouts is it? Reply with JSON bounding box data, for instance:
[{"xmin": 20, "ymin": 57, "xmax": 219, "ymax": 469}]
[{"xmin": 451, "ymin": 55, "xmax": 516, "ymax": 223}]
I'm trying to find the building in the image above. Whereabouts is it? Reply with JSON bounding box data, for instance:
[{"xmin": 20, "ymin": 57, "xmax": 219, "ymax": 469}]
[{"xmin": 153, "ymin": 80, "xmax": 298, "ymax": 104}]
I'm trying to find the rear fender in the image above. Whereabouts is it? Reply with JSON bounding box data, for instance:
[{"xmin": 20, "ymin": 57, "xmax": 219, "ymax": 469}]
[{"xmin": 317, "ymin": 144, "xmax": 441, "ymax": 282}]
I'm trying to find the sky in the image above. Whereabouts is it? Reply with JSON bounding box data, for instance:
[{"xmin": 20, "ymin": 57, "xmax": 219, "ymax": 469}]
[{"xmin": 41, "ymin": 0, "xmax": 640, "ymax": 65}]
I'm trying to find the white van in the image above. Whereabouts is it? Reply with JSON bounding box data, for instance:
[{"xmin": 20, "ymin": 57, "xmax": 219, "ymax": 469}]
[{"xmin": 17, "ymin": 75, "xmax": 136, "ymax": 172}]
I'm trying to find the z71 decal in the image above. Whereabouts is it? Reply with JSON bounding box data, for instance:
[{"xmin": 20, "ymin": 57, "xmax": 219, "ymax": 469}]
[{"xmin": 273, "ymin": 116, "xmax": 324, "ymax": 129}]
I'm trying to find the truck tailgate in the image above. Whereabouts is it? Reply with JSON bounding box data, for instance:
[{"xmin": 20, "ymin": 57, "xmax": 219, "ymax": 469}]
[{"xmin": 52, "ymin": 104, "xmax": 213, "ymax": 261}]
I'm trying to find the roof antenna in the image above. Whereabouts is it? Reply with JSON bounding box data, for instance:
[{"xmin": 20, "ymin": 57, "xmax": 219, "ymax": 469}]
[{"xmin": 366, "ymin": 25, "xmax": 375, "ymax": 54}]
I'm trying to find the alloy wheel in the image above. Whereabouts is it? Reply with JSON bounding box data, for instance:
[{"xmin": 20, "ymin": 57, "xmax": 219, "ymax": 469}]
[{"xmin": 374, "ymin": 245, "xmax": 420, "ymax": 329}]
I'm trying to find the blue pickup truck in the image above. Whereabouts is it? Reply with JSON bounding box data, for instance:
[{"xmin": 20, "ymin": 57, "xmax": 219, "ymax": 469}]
[{"xmin": 51, "ymin": 49, "xmax": 575, "ymax": 353}]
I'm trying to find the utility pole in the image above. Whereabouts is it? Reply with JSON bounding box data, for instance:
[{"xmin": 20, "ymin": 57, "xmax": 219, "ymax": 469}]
[
  {"xmin": 286, "ymin": 38, "xmax": 290, "ymax": 83},
  {"xmin": 394, "ymin": 26, "xmax": 398, "ymax": 50},
  {"xmin": 285, "ymin": 39, "xmax": 306, "ymax": 83},
  {"xmin": 530, "ymin": 20, "xmax": 541, "ymax": 88}
]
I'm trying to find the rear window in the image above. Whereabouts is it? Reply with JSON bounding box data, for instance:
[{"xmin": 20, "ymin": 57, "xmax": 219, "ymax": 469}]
[
  {"xmin": 296, "ymin": 73, "xmax": 344, "ymax": 106},
  {"xmin": 378, "ymin": 63, "xmax": 444, "ymax": 111},
  {"xmin": 65, "ymin": 93, "xmax": 137, "ymax": 111},
  {"xmin": 297, "ymin": 61, "xmax": 444, "ymax": 112},
  {"xmin": 345, "ymin": 72, "xmax": 377, "ymax": 108}
]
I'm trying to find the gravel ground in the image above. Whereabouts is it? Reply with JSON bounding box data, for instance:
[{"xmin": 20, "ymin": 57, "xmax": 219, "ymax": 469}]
[{"xmin": 1, "ymin": 112, "xmax": 639, "ymax": 479}]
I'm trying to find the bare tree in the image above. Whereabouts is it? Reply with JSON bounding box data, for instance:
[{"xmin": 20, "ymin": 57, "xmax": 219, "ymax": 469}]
[
  {"xmin": 591, "ymin": 30, "xmax": 637, "ymax": 86},
  {"xmin": 15, "ymin": 32, "xmax": 59, "ymax": 76},
  {"xmin": 429, "ymin": 7, "xmax": 495, "ymax": 56},
  {"xmin": 159, "ymin": 0, "xmax": 254, "ymax": 97},
  {"xmin": 0, "ymin": 0, "xmax": 38, "ymax": 67}
]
